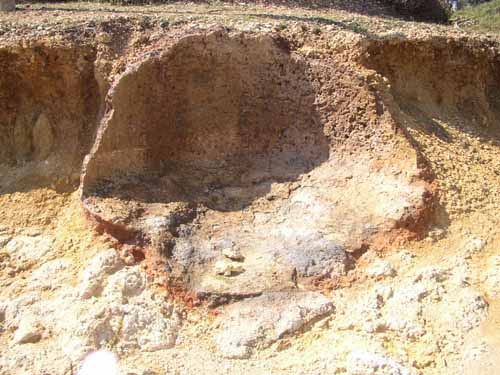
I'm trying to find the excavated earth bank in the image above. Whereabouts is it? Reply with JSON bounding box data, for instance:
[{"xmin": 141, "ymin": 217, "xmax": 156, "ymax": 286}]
[
  {"xmin": 80, "ymin": 30, "xmax": 434, "ymax": 303},
  {"xmin": 0, "ymin": 45, "xmax": 100, "ymax": 192},
  {"xmin": 0, "ymin": 15, "xmax": 499, "ymax": 373},
  {"xmin": 3, "ymin": 27, "xmax": 499, "ymax": 303}
]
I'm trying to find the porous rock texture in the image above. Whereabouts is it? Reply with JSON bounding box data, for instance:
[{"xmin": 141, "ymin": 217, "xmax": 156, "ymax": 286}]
[
  {"xmin": 0, "ymin": 12, "xmax": 499, "ymax": 374},
  {"xmin": 361, "ymin": 38, "xmax": 500, "ymax": 132},
  {"xmin": 360, "ymin": 37, "xmax": 500, "ymax": 217},
  {"xmin": 0, "ymin": 246, "xmax": 181, "ymax": 375},
  {"xmin": 80, "ymin": 30, "xmax": 433, "ymax": 302}
]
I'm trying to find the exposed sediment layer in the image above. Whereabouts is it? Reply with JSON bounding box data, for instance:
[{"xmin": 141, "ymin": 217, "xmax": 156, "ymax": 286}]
[
  {"xmin": 0, "ymin": 44, "xmax": 100, "ymax": 192},
  {"xmin": 360, "ymin": 37, "xmax": 500, "ymax": 217},
  {"xmin": 2, "ymin": 23, "xmax": 499, "ymax": 304},
  {"xmin": 80, "ymin": 30, "xmax": 434, "ymax": 301}
]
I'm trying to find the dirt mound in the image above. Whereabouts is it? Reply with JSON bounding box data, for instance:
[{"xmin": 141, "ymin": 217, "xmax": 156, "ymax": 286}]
[{"xmin": 4, "ymin": 26, "xmax": 498, "ymax": 305}]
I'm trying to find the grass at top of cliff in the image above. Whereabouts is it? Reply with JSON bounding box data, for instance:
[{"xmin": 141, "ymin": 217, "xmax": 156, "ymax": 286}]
[{"xmin": 452, "ymin": 0, "xmax": 500, "ymax": 33}]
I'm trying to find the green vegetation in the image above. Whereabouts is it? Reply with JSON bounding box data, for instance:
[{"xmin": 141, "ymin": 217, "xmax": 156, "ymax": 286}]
[
  {"xmin": 275, "ymin": 23, "xmax": 287, "ymax": 31},
  {"xmin": 452, "ymin": 0, "xmax": 500, "ymax": 33}
]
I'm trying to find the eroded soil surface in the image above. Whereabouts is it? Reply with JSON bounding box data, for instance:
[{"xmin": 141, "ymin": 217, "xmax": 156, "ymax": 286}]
[{"xmin": 0, "ymin": 3, "xmax": 499, "ymax": 375}]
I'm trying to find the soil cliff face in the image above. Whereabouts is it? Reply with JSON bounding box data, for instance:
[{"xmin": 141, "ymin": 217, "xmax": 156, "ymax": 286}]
[
  {"xmin": 0, "ymin": 45, "xmax": 100, "ymax": 192},
  {"xmin": 0, "ymin": 14, "xmax": 499, "ymax": 374},
  {"xmin": 360, "ymin": 38, "xmax": 500, "ymax": 217},
  {"xmin": 73, "ymin": 30, "xmax": 436, "ymax": 303},
  {"xmin": 2, "ymin": 25, "xmax": 498, "ymax": 301},
  {"xmin": 362, "ymin": 38, "xmax": 500, "ymax": 129}
]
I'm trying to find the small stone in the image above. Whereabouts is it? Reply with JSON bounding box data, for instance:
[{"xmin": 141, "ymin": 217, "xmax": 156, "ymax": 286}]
[
  {"xmin": 427, "ymin": 227, "xmax": 446, "ymax": 242},
  {"xmin": 214, "ymin": 260, "xmax": 245, "ymax": 277},
  {"xmin": 281, "ymin": 236, "xmax": 347, "ymax": 278},
  {"xmin": 367, "ymin": 259, "xmax": 396, "ymax": 279},
  {"xmin": 216, "ymin": 239, "xmax": 245, "ymax": 261},
  {"xmin": 13, "ymin": 318, "xmax": 43, "ymax": 345},
  {"xmin": 0, "ymin": 235, "xmax": 12, "ymax": 248},
  {"xmin": 462, "ymin": 238, "xmax": 487, "ymax": 258},
  {"xmin": 104, "ymin": 267, "xmax": 146, "ymax": 299},
  {"xmin": 79, "ymin": 249, "xmax": 124, "ymax": 299},
  {"xmin": 222, "ymin": 247, "xmax": 244, "ymax": 262}
]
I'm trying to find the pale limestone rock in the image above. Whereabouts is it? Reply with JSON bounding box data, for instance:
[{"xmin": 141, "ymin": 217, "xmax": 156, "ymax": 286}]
[
  {"xmin": 29, "ymin": 259, "xmax": 70, "ymax": 290},
  {"xmin": 104, "ymin": 267, "xmax": 146, "ymax": 300},
  {"xmin": 13, "ymin": 316, "xmax": 44, "ymax": 345},
  {"xmin": 45, "ymin": 262, "xmax": 181, "ymax": 357},
  {"xmin": 214, "ymin": 260, "xmax": 245, "ymax": 277},
  {"xmin": 2, "ymin": 294, "xmax": 41, "ymax": 331},
  {"xmin": 214, "ymin": 291, "xmax": 333, "ymax": 358},
  {"xmin": 346, "ymin": 350, "xmax": 416, "ymax": 375},
  {"xmin": 5, "ymin": 235, "xmax": 53, "ymax": 269},
  {"xmin": 120, "ymin": 296, "xmax": 179, "ymax": 352},
  {"xmin": 79, "ymin": 249, "xmax": 124, "ymax": 299},
  {"xmin": 367, "ymin": 259, "xmax": 396, "ymax": 279}
]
